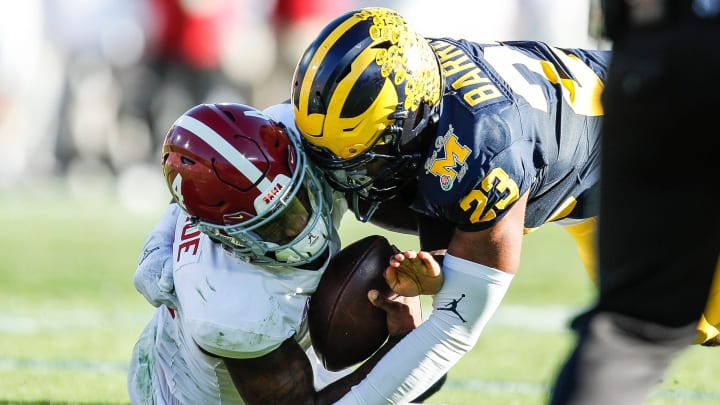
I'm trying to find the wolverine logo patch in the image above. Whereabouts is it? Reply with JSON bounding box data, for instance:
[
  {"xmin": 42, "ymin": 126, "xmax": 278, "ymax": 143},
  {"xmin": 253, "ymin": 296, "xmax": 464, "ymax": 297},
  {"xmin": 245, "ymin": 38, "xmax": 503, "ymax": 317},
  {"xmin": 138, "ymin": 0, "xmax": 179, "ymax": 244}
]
[{"xmin": 425, "ymin": 125, "xmax": 471, "ymax": 190}]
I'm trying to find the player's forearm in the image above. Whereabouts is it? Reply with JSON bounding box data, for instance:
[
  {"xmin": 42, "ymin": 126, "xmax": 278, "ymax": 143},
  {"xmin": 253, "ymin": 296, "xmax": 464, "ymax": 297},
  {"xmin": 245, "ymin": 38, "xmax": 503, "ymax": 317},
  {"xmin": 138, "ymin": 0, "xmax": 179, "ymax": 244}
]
[
  {"xmin": 224, "ymin": 339, "xmax": 318, "ymax": 405},
  {"xmin": 315, "ymin": 335, "xmax": 405, "ymax": 405},
  {"xmin": 222, "ymin": 335, "xmax": 406, "ymax": 405},
  {"xmin": 336, "ymin": 254, "xmax": 514, "ymax": 404}
]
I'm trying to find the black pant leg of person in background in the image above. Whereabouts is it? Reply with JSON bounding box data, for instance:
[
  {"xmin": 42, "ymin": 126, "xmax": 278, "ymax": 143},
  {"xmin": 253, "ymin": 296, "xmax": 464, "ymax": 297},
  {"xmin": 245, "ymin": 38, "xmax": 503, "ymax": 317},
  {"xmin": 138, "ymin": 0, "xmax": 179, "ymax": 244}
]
[{"xmin": 549, "ymin": 10, "xmax": 720, "ymax": 405}]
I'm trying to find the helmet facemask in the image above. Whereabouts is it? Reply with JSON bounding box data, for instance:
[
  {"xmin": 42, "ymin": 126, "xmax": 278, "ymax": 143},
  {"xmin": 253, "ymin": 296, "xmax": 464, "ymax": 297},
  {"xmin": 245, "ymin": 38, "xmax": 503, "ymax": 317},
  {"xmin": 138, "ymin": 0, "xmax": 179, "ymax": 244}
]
[{"xmin": 304, "ymin": 101, "xmax": 438, "ymax": 222}]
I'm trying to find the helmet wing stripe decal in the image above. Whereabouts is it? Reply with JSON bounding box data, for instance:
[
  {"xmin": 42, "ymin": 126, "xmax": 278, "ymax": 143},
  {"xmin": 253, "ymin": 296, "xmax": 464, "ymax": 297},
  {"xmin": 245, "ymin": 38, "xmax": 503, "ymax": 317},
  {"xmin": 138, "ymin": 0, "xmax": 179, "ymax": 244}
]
[
  {"xmin": 298, "ymin": 14, "xmax": 365, "ymax": 117},
  {"xmin": 175, "ymin": 115, "xmax": 272, "ymax": 189},
  {"xmin": 327, "ymin": 48, "xmax": 376, "ymax": 120}
]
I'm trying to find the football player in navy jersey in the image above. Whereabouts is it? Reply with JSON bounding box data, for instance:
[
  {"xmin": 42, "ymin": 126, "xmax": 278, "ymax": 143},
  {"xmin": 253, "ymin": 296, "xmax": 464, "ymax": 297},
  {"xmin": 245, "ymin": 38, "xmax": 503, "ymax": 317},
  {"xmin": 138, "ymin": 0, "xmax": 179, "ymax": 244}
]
[{"xmin": 291, "ymin": 7, "xmax": 720, "ymax": 404}]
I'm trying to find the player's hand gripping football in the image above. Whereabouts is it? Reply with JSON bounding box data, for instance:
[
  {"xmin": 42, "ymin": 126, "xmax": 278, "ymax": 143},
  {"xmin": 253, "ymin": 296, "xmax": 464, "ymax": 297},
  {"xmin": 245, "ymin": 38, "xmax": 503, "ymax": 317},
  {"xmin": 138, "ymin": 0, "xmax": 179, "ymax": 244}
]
[
  {"xmin": 385, "ymin": 250, "xmax": 444, "ymax": 296},
  {"xmin": 367, "ymin": 290, "xmax": 418, "ymax": 337}
]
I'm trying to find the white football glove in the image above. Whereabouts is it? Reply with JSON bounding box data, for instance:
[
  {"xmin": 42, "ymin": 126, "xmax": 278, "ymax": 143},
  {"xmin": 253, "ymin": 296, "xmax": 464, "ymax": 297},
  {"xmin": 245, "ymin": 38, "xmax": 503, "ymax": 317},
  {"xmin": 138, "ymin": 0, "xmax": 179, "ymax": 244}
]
[
  {"xmin": 133, "ymin": 203, "xmax": 180, "ymax": 309},
  {"xmin": 133, "ymin": 203, "xmax": 182, "ymax": 309},
  {"xmin": 134, "ymin": 241, "xmax": 178, "ymax": 309}
]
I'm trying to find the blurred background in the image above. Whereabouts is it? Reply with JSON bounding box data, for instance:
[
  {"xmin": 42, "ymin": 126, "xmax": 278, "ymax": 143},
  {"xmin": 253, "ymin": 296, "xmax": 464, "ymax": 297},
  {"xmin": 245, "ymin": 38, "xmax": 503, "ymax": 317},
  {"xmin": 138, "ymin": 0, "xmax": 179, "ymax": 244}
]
[
  {"xmin": 0, "ymin": 0, "xmax": 602, "ymax": 212},
  {"xmin": 1, "ymin": 1, "xmax": 637, "ymax": 403}
]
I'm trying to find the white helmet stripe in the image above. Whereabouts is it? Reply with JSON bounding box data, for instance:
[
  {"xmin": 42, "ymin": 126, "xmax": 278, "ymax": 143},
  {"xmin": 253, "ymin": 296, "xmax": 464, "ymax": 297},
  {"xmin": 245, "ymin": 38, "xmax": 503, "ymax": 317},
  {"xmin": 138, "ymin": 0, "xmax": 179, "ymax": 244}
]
[{"xmin": 175, "ymin": 115, "xmax": 272, "ymax": 189}]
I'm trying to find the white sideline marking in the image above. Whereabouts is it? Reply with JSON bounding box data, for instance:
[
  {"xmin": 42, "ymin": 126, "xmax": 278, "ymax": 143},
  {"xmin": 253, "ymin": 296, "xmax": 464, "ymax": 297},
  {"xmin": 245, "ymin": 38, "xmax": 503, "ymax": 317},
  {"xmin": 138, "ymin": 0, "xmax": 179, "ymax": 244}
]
[
  {"xmin": 491, "ymin": 304, "xmax": 577, "ymax": 331},
  {"xmin": 0, "ymin": 305, "xmax": 577, "ymax": 334},
  {"xmin": 0, "ymin": 308, "xmax": 151, "ymax": 333},
  {"xmin": 0, "ymin": 358, "xmax": 127, "ymax": 373}
]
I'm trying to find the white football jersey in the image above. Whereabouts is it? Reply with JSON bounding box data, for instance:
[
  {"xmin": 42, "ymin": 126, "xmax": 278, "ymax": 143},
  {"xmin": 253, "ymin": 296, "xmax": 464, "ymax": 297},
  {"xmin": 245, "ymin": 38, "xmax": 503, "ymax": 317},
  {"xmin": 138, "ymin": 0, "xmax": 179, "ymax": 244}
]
[{"xmin": 128, "ymin": 103, "xmax": 350, "ymax": 404}]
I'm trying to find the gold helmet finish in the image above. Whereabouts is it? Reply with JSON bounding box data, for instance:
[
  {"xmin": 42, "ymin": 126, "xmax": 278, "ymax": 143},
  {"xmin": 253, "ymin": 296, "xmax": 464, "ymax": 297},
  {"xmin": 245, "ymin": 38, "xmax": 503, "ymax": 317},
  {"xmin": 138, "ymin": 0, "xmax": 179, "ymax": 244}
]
[{"xmin": 292, "ymin": 7, "xmax": 442, "ymax": 161}]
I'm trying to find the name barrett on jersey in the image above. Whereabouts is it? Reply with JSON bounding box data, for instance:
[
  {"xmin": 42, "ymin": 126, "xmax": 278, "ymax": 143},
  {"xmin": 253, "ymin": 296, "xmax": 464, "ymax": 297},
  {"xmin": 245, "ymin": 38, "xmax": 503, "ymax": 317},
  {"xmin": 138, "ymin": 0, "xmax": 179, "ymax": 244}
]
[{"xmin": 412, "ymin": 38, "xmax": 609, "ymax": 232}]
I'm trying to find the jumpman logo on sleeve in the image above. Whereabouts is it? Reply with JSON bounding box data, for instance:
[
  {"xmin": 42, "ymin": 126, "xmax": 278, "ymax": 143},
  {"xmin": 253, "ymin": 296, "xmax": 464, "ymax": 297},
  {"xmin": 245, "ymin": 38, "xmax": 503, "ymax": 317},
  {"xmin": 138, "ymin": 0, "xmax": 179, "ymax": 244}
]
[{"xmin": 436, "ymin": 294, "xmax": 467, "ymax": 322}]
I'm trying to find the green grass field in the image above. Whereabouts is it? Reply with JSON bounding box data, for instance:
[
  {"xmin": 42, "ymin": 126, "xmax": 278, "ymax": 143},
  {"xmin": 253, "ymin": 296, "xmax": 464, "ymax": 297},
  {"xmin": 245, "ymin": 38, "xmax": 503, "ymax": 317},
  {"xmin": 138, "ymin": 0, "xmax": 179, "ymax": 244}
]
[{"xmin": 1, "ymin": 187, "xmax": 718, "ymax": 404}]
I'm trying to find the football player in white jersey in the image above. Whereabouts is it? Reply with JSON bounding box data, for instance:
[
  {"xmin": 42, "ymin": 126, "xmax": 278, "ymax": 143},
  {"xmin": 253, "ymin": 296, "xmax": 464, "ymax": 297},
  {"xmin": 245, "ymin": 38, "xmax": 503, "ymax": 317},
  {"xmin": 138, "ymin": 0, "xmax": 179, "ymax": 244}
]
[{"xmin": 128, "ymin": 103, "xmax": 418, "ymax": 404}]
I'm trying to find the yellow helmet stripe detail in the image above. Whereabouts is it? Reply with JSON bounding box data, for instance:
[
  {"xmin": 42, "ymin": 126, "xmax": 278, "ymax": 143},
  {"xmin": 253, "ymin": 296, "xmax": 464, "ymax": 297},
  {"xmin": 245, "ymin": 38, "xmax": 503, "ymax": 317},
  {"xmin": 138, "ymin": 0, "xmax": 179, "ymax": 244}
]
[
  {"xmin": 297, "ymin": 13, "xmax": 368, "ymax": 136},
  {"xmin": 325, "ymin": 47, "xmax": 380, "ymax": 129},
  {"xmin": 323, "ymin": 77, "xmax": 399, "ymax": 159}
]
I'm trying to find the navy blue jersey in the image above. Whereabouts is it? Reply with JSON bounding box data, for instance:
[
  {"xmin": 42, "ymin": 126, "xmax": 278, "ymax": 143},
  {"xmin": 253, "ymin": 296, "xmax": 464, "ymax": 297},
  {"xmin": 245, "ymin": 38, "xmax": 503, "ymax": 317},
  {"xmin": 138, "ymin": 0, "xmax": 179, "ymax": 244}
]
[{"xmin": 411, "ymin": 39, "xmax": 610, "ymax": 231}]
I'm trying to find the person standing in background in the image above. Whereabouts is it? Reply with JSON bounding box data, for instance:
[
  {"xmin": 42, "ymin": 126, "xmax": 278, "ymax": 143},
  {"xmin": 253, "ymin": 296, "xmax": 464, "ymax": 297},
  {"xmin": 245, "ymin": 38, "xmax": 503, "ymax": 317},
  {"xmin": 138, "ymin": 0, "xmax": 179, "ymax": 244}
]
[{"xmin": 549, "ymin": 1, "xmax": 720, "ymax": 404}]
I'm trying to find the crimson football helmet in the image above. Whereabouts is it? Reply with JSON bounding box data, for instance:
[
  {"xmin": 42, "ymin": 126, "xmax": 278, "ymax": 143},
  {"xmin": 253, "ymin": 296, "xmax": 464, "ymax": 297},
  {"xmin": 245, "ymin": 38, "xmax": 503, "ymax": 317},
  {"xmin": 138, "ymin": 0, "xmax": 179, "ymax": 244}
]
[{"xmin": 161, "ymin": 103, "xmax": 332, "ymax": 266}]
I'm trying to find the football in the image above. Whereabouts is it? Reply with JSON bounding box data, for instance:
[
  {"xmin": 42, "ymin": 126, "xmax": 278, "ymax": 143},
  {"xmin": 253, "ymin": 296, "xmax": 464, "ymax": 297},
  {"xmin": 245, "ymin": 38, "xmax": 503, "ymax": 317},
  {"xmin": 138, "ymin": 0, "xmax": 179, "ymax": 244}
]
[{"xmin": 309, "ymin": 235, "xmax": 399, "ymax": 371}]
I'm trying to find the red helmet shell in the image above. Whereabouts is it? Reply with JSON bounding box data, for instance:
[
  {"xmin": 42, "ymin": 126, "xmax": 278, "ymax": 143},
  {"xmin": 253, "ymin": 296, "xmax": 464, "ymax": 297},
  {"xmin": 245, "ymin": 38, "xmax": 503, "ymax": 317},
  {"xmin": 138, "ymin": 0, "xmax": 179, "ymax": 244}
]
[{"xmin": 162, "ymin": 103, "xmax": 297, "ymax": 225}]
